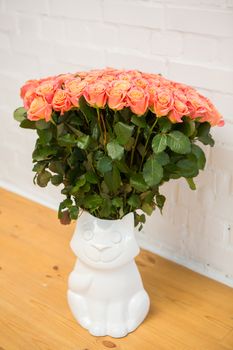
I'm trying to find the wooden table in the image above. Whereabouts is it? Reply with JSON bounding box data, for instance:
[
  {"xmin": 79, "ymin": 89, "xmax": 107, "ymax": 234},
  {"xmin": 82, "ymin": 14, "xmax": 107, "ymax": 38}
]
[{"xmin": 0, "ymin": 188, "xmax": 233, "ymax": 350}]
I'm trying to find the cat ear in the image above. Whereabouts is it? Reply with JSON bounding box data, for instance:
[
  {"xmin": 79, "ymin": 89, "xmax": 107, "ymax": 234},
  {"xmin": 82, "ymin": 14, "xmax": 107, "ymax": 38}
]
[{"xmin": 121, "ymin": 212, "xmax": 134, "ymax": 229}]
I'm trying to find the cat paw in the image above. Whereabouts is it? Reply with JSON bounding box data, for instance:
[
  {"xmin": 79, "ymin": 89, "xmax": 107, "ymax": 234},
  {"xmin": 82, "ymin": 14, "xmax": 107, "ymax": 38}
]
[
  {"xmin": 127, "ymin": 319, "xmax": 139, "ymax": 333},
  {"xmin": 89, "ymin": 324, "xmax": 106, "ymax": 337},
  {"xmin": 79, "ymin": 317, "xmax": 91, "ymax": 329},
  {"xmin": 107, "ymin": 325, "xmax": 128, "ymax": 338}
]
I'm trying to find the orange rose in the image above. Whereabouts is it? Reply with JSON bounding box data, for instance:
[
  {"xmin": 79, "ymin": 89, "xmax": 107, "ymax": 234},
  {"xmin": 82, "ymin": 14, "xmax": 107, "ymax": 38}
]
[
  {"xmin": 52, "ymin": 89, "xmax": 72, "ymax": 114},
  {"xmin": 27, "ymin": 96, "xmax": 52, "ymax": 122},
  {"xmin": 20, "ymin": 79, "xmax": 39, "ymax": 99},
  {"xmin": 127, "ymin": 86, "xmax": 149, "ymax": 116},
  {"xmin": 153, "ymin": 88, "xmax": 174, "ymax": 116},
  {"xmin": 64, "ymin": 78, "xmax": 86, "ymax": 106},
  {"xmin": 83, "ymin": 81, "xmax": 108, "ymax": 108},
  {"xmin": 107, "ymin": 80, "xmax": 130, "ymax": 110},
  {"xmin": 36, "ymin": 80, "xmax": 57, "ymax": 104}
]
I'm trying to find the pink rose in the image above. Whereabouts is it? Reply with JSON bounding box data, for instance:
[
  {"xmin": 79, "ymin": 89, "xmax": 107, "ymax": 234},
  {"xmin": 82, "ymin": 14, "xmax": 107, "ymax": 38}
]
[
  {"xmin": 27, "ymin": 96, "xmax": 52, "ymax": 122},
  {"xmin": 185, "ymin": 90, "xmax": 209, "ymax": 119},
  {"xmin": 36, "ymin": 80, "xmax": 58, "ymax": 104},
  {"xmin": 199, "ymin": 98, "xmax": 224, "ymax": 126},
  {"xmin": 20, "ymin": 79, "xmax": 39, "ymax": 99},
  {"xmin": 64, "ymin": 78, "xmax": 86, "ymax": 107},
  {"xmin": 153, "ymin": 88, "xmax": 174, "ymax": 116},
  {"xmin": 52, "ymin": 89, "xmax": 72, "ymax": 114},
  {"xmin": 107, "ymin": 80, "xmax": 131, "ymax": 110},
  {"xmin": 23, "ymin": 89, "xmax": 37, "ymax": 109},
  {"xmin": 83, "ymin": 81, "xmax": 108, "ymax": 108},
  {"xmin": 127, "ymin": 86, "xmax": 149, "ymax": 116}
]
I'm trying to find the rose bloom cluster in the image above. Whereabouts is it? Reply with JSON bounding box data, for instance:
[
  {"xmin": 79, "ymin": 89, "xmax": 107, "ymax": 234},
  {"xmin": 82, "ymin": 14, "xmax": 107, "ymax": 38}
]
[{"xmin": 20, "ymin": 67, "xmax": 224, "ymax": 127}]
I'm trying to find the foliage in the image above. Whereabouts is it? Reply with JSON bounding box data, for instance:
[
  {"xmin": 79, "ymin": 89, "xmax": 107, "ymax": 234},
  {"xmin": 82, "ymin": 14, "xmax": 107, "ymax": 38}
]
[{"xmin": 14, "ymin": 103, "xmax": 214, "ymax": 228}]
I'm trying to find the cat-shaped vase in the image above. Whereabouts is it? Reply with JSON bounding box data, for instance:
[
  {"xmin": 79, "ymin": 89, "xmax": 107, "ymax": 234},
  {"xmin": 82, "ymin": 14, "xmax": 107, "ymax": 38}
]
[{"xmin": 67, "ymin": 211, "xmax": 150, "ymax": 338}]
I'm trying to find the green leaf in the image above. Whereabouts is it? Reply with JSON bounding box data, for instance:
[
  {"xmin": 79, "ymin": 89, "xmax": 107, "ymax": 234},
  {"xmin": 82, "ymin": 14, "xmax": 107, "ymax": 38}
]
[
  {"xmin": 83, "ymin": 194, "xmax": 103, "ymax": 209},
  {"xmin": 191, "ymin": 144, "xmax": 206, "ymax": 170},
  {"xmin": 152, "ymin": 134, "xmax": 167, "ymax": 153},
  {"xmin": 32, "ymin": 161, "xmax": 47, "ymax": 173},
  {"xmin": 141, "ymin": 202, "xmax": 154, "ymax": 216},
  {"xmin": 167, "ymin": 131, "xmax": 191, "ymax": 154},
  {"xmin": 51, "ymin": 174, "xmax": 63, "ymax": 186},
  {"xmin": 143, "ymin": 156, "xmax": 163, "ymax": 187},
  {"xmin": 99, "ymin": 198, "xmax": 112, "ymax": 218},
  {"xmin": 32, "ymin": 146, "xmax": 57, "ymax": 161},
  {"xmin": 130, "ymin": 174, "xmax": 149, "ymax": 192},
  {"xmin": 69, "ymin": 206, "xmax": 79, "ymax": 220},
  {"xmin": 197, "ymin": 122, "xmax": 215, "ymax": 147},
  {"xmin": 37, "ymin": 128, "xmax": 53, "ymax": 145},
  {"xmin": 70, "ymin": 176, "xmax": 86, "ymax": 194},
  {"xmin": 107, "ymin": 140, "xmax": 124, "ymax": 160},
  {"xmin": 79, "ymin": 95, "xmax": 96, "ymax": 121},
  {"xmin": 49, "ymin": 160, "xmax": 65, "ymax": 175},
  {"xmin": 176, "ymin": 158, "xmax": 199, "ymax": 178},
  {"xmin": 77, "ymin": 135, "xmax": 90, "ymax": 150},
  {"xmin": 177, "ymin": 119, "xmax": 195, "ymax": 137},
  {"xmin": 20, "ymin": 119, "xmax": 36, "ymax": 129},
  {"xmin": 131, "ymin": 115, "xmax": 147, "ymax": 128},
  {"xmin": 128, "ymin": 194, "xmax": 141, "ymax": 208},
  {"xmin": 58, "ymin": 134, "xmax": 76, "ymax": 146},
  {"xmin": 37, "ymin": 170, "xmax": 51, "ymax": 187},
  {"xmin": 35, "ymin": 119, "xmax": 51, "ymax": 130},
  {"xmin": 14, "ymin": 107, "xmax": 27, "ymax": 122},
  {"xmin": 85, "ymin": 171, "xmax": 98, "ymax": 184},
  {"xmin": 186, "ymin": 178, "xmax": 196, "ymax": 190},
  {"xmin": 104, "ymin": 165, "xmax": 121, "ymax": 193},
  {"xmin": 112, "ymin": 197, "xmax": 123, "ymax": 208},
  {"xmin": 197, "ymin": 122, "xmax": 211, "ymax": 137},
  {"xmin": 154, "ymin": 151, "xmax": 170, "ymax": 166},
  {"xmin": 114, "ymin": 122, "xmax": 134, "ymax": 145},
  {"xmin": 158, "ymin": 117, "xmax": 172, "ymax": 132},
  {"xmin": 96, "ymin": 156, "xmax": 113, "ymax": 174},
  {"xmin": 115, "ymin": 159, "xmax": 130, "ymax": 173},
  {"xmin": 156, "ymin": 194, "xmax": 166, "ymax": 212}
]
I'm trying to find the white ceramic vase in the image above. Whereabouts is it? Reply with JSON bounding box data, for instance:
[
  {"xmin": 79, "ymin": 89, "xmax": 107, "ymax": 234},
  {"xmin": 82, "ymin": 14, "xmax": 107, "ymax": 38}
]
[{"xmin": 67, "ymin": 211, "xmax": 150, "ymax": 338}]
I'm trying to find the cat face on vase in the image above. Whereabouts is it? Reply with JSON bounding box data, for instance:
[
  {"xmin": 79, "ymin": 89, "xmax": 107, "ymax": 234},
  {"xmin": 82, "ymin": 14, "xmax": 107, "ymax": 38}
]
[{"xmin": 70, "ymin": 212, "xmax": 139, "ymax": 270}]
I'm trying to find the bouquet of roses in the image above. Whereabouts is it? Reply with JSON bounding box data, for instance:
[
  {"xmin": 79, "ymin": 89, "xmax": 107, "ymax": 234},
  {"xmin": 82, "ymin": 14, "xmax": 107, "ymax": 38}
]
[{"xmin": 14, "ymin": 67, "xmax": 224, "ymax": 229}]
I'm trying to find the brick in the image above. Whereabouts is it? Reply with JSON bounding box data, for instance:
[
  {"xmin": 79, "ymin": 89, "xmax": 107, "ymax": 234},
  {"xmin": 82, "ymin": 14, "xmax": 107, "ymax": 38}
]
[
  {"xmin": 0, "ymin": 11, "xmax": 17, "ymax": 32},
  {"xmin": 117, "ymin": 25, "xmax": 150, "ymax": 53},
  {"xmin": 166, "ymin": 7, "xmax": 233, "ymax": 37},
  {"xmin": 17, "ymin": 14, "xmax": 40, "ymax": 38},
  {"xmin": 0, "ymin": 51, "xmax": 40, "ymax": 77},
  {"xmin": 49, "ymin": 0, "xmax": 102, "ymax": 20},
  {"xmin": 106, "ymin": 51, "xmax": 167, "ymax": 75},
  {"xmin": 151, "ymin": 31, "xmax": 183, "ymax": 57},
  {"xmin": 39, "ymin": 16, "xmax": 64, "ymax": 41},
  {"xmin": 183, "ymin": 34, "xmax": 217, "ymax": 63},
  {"xmin": 64, "ymin": 19, "xmax": 90, "ymax": 43},
  {"xmin": 211, "ymin": 194, "xmax": 233, "ymax": 220},
  {"xmin": 210, "ymin": 145, "xmax": 233, "ymax": 173},
  {"xmin": 211, "ymin": 93, "xmax": 233, "ymax": 123},
  {"xmin": 54, "ymin": 43, "xmax": 106, "ymax": 67},
  {"xmin": 10, "ymin": 36, "xmax": 54, "ymax": 62},
  {"xmin": 88, "ymin": 23, "xmax": 118, "ymax": 48},
  {"xmin": 0, "ymin": 32, "xmax": 10, "ymax": 49},
  {"xmin": 103, "ymin": 0, "xmax": 164, "ymax": 29},
  {"xmin": 5, "ymin": 0, "xmax": 49, "ymax": 14},
  {"xmin": 211, "ymin": 121, "xmax": 233, "ymax": 147},
  {"xmin": 217, "ymin": 38, "xmax": 233, "ymax": 67},
  {"xmin": 214, "ymin": 170, "xmax": 231, "ymax": 197},
  {"xmin": 168, "ymin": 60, "xmax": 233, "ymax": 94}
]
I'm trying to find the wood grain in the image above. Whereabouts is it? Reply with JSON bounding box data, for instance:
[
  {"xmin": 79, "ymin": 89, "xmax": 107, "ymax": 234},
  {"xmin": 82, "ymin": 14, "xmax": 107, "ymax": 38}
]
[{"xmin": 0, "ymin": 187, "xmax": 233, "ymax": 350}]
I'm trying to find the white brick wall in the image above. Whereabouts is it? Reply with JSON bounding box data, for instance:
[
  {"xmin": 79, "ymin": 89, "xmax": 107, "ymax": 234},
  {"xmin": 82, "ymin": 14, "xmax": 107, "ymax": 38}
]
[{"xmin": 0, "ymin": 0, "xmax": 233, "ymax": 287}]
